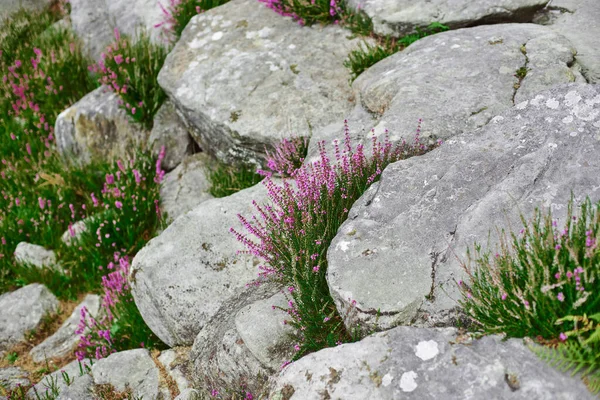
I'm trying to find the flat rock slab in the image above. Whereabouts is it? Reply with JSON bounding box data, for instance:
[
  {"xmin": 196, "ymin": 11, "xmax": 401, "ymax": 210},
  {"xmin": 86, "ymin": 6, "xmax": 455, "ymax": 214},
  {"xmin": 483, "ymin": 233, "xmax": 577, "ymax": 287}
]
[
  {"xmin": 14, "ymin": 242, "xmax": 57, "ymax": 269},
  {"xmin": 158, "ymin": 0, "xmax": 359, "ymax": 166},
  {"xmin": 69, "ymin": 0, "xmax": 165, "ymax": 61},
  {"xmin": 0, "ymin": 367, "xmax": 29, "ymax": 392},
  {"xmin": 131, "ymin": 180, "xmax": 276, "ymax": 347},
  {"xmin": 327, "ymin": 83, "xmax": 600, "ymax": 332},
  {"xmin": 268, "ymin": 326, "xmax": 594, "ymax": 399},
  {"xmin": 55, "ymin": 86, "xmax": 147, "ymax": 165},
  {"xmin": 160, "ymin": 153, "xmax": 214, "ymax": 221},
  {"xmin": 27, "ymin": 359, "xmax": 94, "ymax": 399},
  {"xmin": 0, "ymin": 0, "xmax": 51, "ymax": 21},
  {"xmin": 30, "ymin": 294, "xmax": 100, "ymax": 363},
  {"xmin": 535, "ymin": 0, "xmax": 600, "ymax": 83},
  {"xmin": 92, "ymin": 349, "xmax": 166, "ymax": 399},
  {"xmin": 346, "ymin": 23, "xmax": 581, "ymax": 146},
  {"xmin": 347, "ymin": 0, "xmax": 548, "ymax": 37},
  {"xmin": 0, "ymin": 284, "xmax": 58, "ymax": 351}
]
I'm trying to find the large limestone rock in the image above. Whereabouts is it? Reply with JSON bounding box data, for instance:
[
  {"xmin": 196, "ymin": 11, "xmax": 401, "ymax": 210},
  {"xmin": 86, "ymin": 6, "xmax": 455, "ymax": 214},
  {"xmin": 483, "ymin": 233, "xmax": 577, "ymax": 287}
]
[
  {"xmin": 158, "ymin": 0, "xmax": 360, "ymax": 166},
  {"xmin": 30, "ymin": 295, "xmax": 101, "ymax": 362},
  {"xmin": 149, "ymin": 100, "xmax": 195, "ymax": 171},
  {"xmin": 160, "ymin": 153, "xmax": 214, "ymax": 221},
  {"xmin": 318, "ymin": 23, "xmax": 583, "ymax": 151},
  {"xmin": 13, "ymin": 242, "xmax": 57, "ymax": 269},
  {"xmin": 534, "ymin": 0, "xmax": 600, "ymax": 83},
  {"xmin": 92, "ymin": 349, "xmax": 169, "ymax": 399},
  {"xmin": 268, "ymin": 326, "xmax": 594, "ymax": 399},
  {"xmin": 131, "ymin": 180, "xmax": 275, "ymax": 347},
  {"xmin": 0, "ymin": 367, "xmax": 29, "ymax": 393},
  {"xmin": 55, "ymin": 86, "xmax": 148, "ymax": 165},
  {"xmin": 327, "ymin": 83, "xmax": 600, "ymax": 333},
  {"xmin": 0, "ymin": 284, "xmax": 58, "ymax": 351},
  {"xmin": 191, "ymin": 286, "xmax": 294, "ymax": 395},
  {"xmin": 69, "ymin": 0, "xmax": 165, "ymax": 61},
  {"xmin": 346, "ymin": 0, "xmax": 548, "ymax": 37}
]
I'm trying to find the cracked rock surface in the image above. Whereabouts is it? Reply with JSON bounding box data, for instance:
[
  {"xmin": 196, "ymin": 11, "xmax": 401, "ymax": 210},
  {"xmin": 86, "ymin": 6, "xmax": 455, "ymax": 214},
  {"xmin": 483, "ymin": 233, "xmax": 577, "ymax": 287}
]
[
  {"xmin": 327, "ymin": 83, "xmax": 600, "ymax": 333},
  {"xmin": 268, "ymin": 326, "xmax": 594, "ymax": 399},
  {"xmin": 313, "ymin": 23, "xmax": 581, "ymax": 152},
  {"xmin": 346, "ymin": 0, "xmax": 548, "ymax": 37}
]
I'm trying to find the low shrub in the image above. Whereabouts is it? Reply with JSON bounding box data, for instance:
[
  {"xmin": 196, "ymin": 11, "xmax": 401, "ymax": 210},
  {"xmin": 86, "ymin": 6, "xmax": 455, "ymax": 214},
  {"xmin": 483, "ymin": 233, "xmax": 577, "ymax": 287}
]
[
  {"xmin": 460, "ymin": 198, "xmax": 599, "ymax": 392},
  {"xmin": 233, "ymin": 122, "xmax": 435, "ymax": 359},
  {"xmin": 91, "ymin": 29, "xmax": 168, "ymax": 130},
  {"xmin": 264, "ymin": 136, "xmax": 309, "ymax": 177}
]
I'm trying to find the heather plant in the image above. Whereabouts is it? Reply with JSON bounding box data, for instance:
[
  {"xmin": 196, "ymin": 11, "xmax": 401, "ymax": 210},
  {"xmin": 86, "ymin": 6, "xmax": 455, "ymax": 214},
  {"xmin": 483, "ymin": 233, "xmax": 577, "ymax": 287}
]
[
  {"xmin": 344, "ymin": 22, "xmax": 450, "ymax": 82},
  {"xmin": 264, "ymin": 136, "xmax": 309, "ymax": 177},
  {"xmin": 233, "ymin": 122, "xmax": 434, "ymax": 358},
  {"xmin": 157, "ymin": 0, "xmax": 232, "ymax": 39},
  {"xmin": 91, "ymin": 29, "xmax": 168, "ymax": 130},
  {"xmin": 460, "ymin": 198, "xmax": 600, "ymax": 392},
  {"xmin": 75, "ymin": 255, "xmax": 165, "ymax": 361}
]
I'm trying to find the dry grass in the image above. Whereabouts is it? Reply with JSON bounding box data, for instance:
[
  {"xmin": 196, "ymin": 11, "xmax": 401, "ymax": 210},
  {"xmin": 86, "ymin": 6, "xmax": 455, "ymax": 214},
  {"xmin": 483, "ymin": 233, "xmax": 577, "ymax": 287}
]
[{"xmin": 151, "ymin": 349, "xmax": 181, "ymax": 399}]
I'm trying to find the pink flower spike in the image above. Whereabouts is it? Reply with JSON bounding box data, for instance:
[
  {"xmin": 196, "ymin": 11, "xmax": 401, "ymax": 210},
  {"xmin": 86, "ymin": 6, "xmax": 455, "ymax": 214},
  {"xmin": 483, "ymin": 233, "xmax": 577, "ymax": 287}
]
[
  {"xmin": 557, "ymin": 292, "xmax": 565, "ymax": 302},
  {"xmin": 115, "ymin": 201, "xmax": 123, "ymax": 209},
  {"xmin": 559, "ymin": 332, "xmax": 567, "ymax": 342}
]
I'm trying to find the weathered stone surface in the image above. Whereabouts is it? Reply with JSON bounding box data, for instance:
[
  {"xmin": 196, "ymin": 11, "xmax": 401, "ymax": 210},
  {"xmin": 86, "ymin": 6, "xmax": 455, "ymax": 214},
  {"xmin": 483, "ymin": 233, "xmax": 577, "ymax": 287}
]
[
  {"xmin": 92, "ymin": 349, "xmax": 164, "ymax": 399},
  {"xmin": 347, "ymin": 0, "xmax": 548, "ymax": 37},
  {"xmin": 234, "ymin": 292, "xmax": 295, "ymax": 371},
  {"xmin": 191, "ymin": 282, "xmax": 284, "ymax": 395},
  {"xmin": 157, "ymin": 348, "xmax": 194, "ymax": 393},
  {"xmin": 0, "ymin": 284, "xmax": 59, "ymax": 351},
  {"xmin": 160, "ymin": 153, "xmax": 214, "ymax": 221},
  {"xmin": 131, "ymin": 180, "xmax": 273, "ymax": 347},
  {"xmin": 14, "ymin": 242, "xmax": 57, "ymax": 269},
  {"xmin": 150, "ymin": 100, "xmax": 195, "ymax": 171},
  {"xmin": 0, "ymin": 367, "xmax": 29, "ymax": 392},
  {"xmin": 69, "ymin": 0, "xmax": 165, "ymax": 61},
  {"xmin": 158, "ymin": 0, "xmax": 360, "ymax": 166},
  {"xmin": 175, "ymin": 389, "xmax": 202, "ymax": 400},
  {"xmin": 30, "ymin": 295, "xmax": 101, "ymax": 363},
  {"xmin": 27, "ymin": 359, "xmax": 94, "ymax": 399},
  {"xmin": 327, "ymin": 83, "xmax": 600, "ymax": 333},
  {"xmin": 268, "ymin": 326, "xmax": 594, "ymax": 399},
  {"xmin": 56, "ymin": 374, "xmax": 94, "ymax": 400},
  {"xmin": 0, "ymin": 0, "xmax": 51, "ymax": 22},
  {"xmin": 534, "ymin": 0, "xmax": 600, "ymax": 83},
  {"xmin": 55, "ymin": 86, "xmax": 148, "ymax": 165},
  {"xmin": 324, "ymin": 24, "xmax": 582, "ymax": 150}
]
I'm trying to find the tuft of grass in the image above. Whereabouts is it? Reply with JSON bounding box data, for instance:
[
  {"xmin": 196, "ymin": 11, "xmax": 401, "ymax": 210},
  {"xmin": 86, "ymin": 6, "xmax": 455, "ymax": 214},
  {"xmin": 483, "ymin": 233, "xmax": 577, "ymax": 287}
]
[
  {"xmin": 460, "ymin": 197, "xmax": 599, "ymax": 392},
  {"xmin": 206, "ymin": 161, "xmax": 264, "ymax": 198},
  {"xmin": 91, "ymin": 30, "xmax": 168, "ymax": 130},
  {"xmin": 233, "ymin": 122, "xmax": 435, "ymax": 359},
  {"xmin": 344, "ymin": 22, "xmax": 450, "ymax": 82}
]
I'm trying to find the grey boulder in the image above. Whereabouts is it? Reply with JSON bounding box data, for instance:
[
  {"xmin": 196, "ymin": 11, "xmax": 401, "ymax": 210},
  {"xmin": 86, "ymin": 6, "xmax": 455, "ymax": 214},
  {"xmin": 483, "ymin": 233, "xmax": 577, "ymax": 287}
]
[
  {"xmin": 14, "ymin": 242, "xmax": 57, "ymax": 269},
  {"xmin": 0, "ymin": 0, "xmax": 51, "ymax": 22},
  {"xmin": 27, "ymin": 359, "xmax": 94, "ymax": 399},
  {"xmin": 131, "ymin": 180, "xmax": 274, "ymax": 347},
  {"xmin": 69, "ymin": 0, "xmax": 165, "ymax": 62},
  {"xmin": 160, "ymin": 153, "xmax": 214, "ymax": 221},
  {"xmin": 55, "ymin": 86, "xmax": 148, "ymax": 165},
  {"xmin": 30, "ymin": 295, "xmax": 101, "ymax": 363},
  {"xmin": 149, "ymin": 100, "xmax": 195, "ymax": 171},
  {"xmin": 158, "ymin": 0, "xmax": 360, "ymax": 166},
  {"xmin": 534, "ymin": 0, "xmax": 600, "ymax": 83},
  {"xmin": 327, "ymin": 83, "xmax": 600, "ymax": 333},
  {"xmin": 268, "ymin": 326, "xmax": 594, "ymax": 399},
  {"xmin": 92, "ymin": 349, "xmax": 168, "ymax": 399},
  {"xmin": 344, "ymin": 23, "xmax": 582, "ymax": 147},
  {"xmin": 0, "ymin": 366, "xmax": 29, "ymax": 392},
  {"xmin": 0, "ymin": 284, "xmax": 59, "ymax": 351},
  {"xmin": 347, "ymin": 0, "xmax": 547, "ymax": 37}
]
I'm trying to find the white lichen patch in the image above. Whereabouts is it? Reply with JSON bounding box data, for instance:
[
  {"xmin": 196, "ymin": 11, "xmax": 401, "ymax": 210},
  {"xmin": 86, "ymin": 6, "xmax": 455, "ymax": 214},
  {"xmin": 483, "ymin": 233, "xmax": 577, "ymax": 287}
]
[
  {"xmin": 546, "ymin": 98, "xmax": 560, "ymax": 110},
  {"xmin": 565, "ymin": 90, "xmax": 582, "ymax": 106},
  {"xmin": 212, "ymin": 32, "xmax": 224, "ymax": 41},
  {"xmin": 400, "ymin": 371, "xmax": 418, "ymax": 392},
  {"xmin": 382, "ymin": 373, "xmax": 393, "ymax": 387},
  {"xmin": 415, "ymin": 340, "xmax": 439, "ymax": 361},
  {"xmin": 562, "ymin": 115, "xmax": 574, "ymax": 124},
  {"xmin": 336, "ymin": 241, "xmax": 350, "ymax": 252},
  {"xmin": 530, "ymin": 94, "xmax": 545, "ymax": 106},
  {"xmin": 515, "ymin": 100, "xmax": 528, "ymax": 110},
  {"xmin": 189, "ymin": 38, "xmax": 208, "ymax": 49}
]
